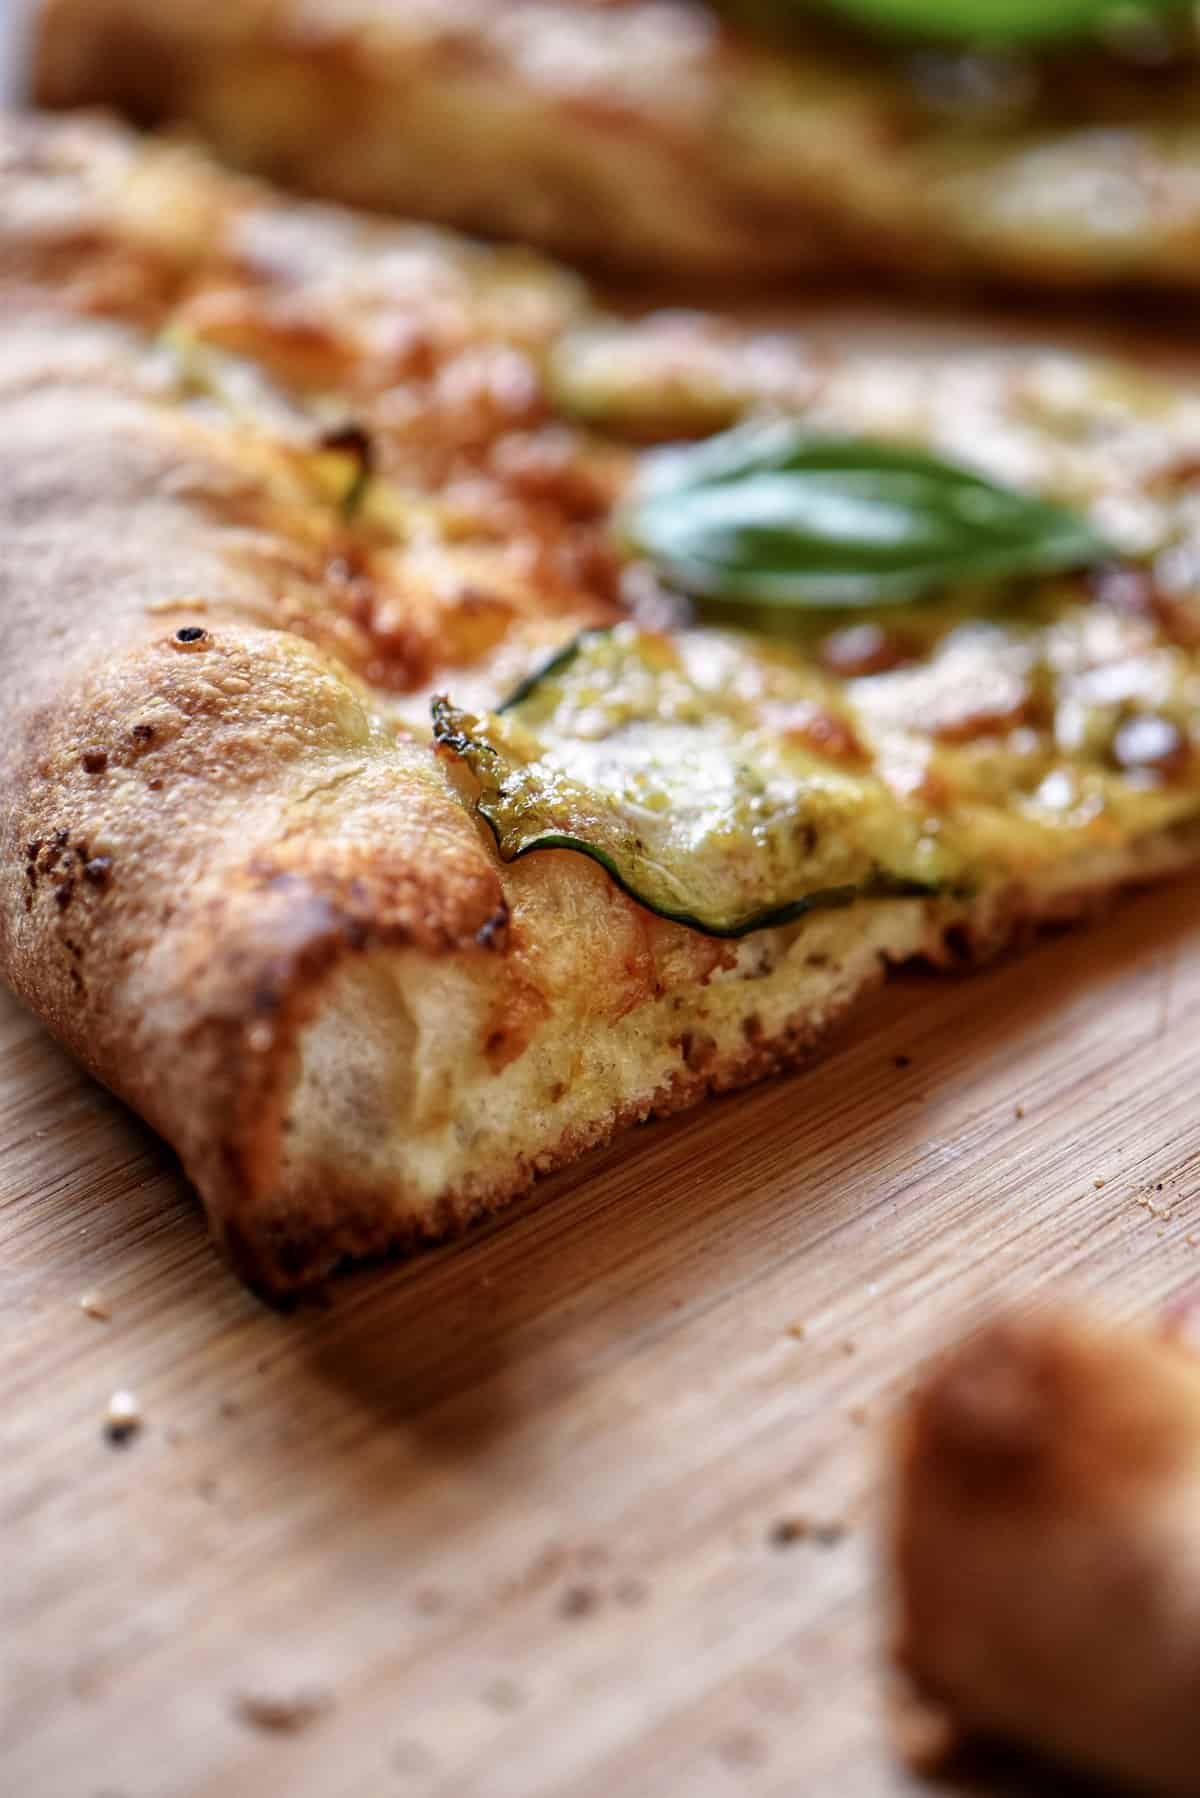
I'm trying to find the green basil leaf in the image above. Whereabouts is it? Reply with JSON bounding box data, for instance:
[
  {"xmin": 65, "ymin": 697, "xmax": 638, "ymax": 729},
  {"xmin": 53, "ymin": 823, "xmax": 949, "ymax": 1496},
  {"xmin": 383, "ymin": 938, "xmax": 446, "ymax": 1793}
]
[
  {"xmin": 779, "ymin": 0, "xmax": 1186, "ymax": 47},
  {"xmin": 621, "ymin": 422, "xmax": 1109, "ymax": 611}
]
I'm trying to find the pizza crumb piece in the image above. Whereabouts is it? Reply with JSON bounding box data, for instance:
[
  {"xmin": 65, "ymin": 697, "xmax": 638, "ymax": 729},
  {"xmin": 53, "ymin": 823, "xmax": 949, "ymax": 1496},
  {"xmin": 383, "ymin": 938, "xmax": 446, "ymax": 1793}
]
[
  {"xmin": 233, "ymin": 1687, "xmax": 332, "ymax": 1733},
  {"xmin": 559, "ymin": 1584, "xmax": 599, "ymax": 1619},
  {"xmin": 103, "ymin": 1390, "xmax": 142, "ymax": 1445},
  {"xmin": 786, "ymin": 1321, "xmax": 806, "ymax": 1341},
  {"xmin": 79, "ymin": 1292, "xmax": 110, "ymax": 1321},
  {"xmin": 769, "ymin": 1516, "xmax": 846, "ymax": 1548},
  {"xmin": 1014, "ymin": 1104, "xmax": 1025, "ymax": 1119},
  {"xmin": 1094, "ymin": 1177, "xmax": 1106, "ymax": 1189}
]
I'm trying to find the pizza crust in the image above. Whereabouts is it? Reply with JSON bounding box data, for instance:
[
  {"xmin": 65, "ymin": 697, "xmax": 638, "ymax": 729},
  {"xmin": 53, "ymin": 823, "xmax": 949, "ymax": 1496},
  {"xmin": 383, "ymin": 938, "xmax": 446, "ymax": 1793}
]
[
  {"xmin": 33, "ymin": 0, "xmax": 1200, "ymax": 290},
  {"xmin": 892, "ymin": 1306, "xmax": 1200, "ymax": 1796}
]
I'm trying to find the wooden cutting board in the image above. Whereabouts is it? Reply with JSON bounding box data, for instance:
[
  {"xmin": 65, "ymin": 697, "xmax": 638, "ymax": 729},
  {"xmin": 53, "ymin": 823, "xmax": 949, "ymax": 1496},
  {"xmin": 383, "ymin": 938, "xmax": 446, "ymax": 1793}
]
[{"xmin": 5, "ymin": 866, "xmax": 1200, "ymax": 1798}]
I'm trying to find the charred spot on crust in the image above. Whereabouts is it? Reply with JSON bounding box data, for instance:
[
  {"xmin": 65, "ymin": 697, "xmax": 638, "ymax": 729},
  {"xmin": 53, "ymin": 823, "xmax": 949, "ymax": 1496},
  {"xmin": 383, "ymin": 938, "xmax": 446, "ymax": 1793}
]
[
  {"xmin": 174, "ymin": 625, "xmax": 210, "ymax": 649},
  {"xmin": 130, "ymin": 722, "xmax": 157, "ymax": 744},
  {"xmin": 83, "ymin": 856, "xmax": 113, "ymax": 887},
  {"xmin": 81, "ymin": 748, "xmax": 108, "ymax": 774}
]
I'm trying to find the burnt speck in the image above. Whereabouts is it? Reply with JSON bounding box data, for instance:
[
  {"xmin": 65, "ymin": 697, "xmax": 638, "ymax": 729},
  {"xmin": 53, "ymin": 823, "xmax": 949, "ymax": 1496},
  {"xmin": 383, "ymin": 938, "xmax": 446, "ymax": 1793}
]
[
  {"xmin": 769, "ymin": 1517, "xmax": 810, "ymax": 1548},
  {"xmin": 559, "ymin": 1584, "xmax": 598, "ymax": 1619},
  {"xmin": 130, "ymin": 723, "xmax": 157, "ymax": 744},
  {"xmin": 233, "ymin": 1688, "xmax": 332, "ymax": 1734},
  {"xmin": 84, "ymin": 857, "xmax": 113, "ymax": 887},
  {"xmin": 174, "ymin": 625, "xmax": 209, "ymax": 647},
  {"xmin": 54, "ymin": 880, "xmax": 75, "ymax": 911},
  {"xmin": 893, "ymin": 1053, "xmax": 912, "ymax": 1069},
  {"xmin": 770, "ymin": 1516, "xmax": 846, "ymax": 1549},
  {"xmin": 81, "ymin": 749, "xmax": 108, "ymax": 774},
  {"xmin": 26, "ymin": 839, "xmax": 41, "ymax": 861},
  {"xmin": 318, "ymin": 421, "xmax": 374, "ymax": 465}
]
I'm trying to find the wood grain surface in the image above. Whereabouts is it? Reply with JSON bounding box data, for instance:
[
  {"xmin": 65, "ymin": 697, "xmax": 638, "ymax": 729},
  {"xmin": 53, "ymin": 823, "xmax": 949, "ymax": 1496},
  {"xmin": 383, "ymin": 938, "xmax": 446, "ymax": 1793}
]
[{"xmin": 5, "ymin": 867, "xmax": 1200, "ymax": 1798}]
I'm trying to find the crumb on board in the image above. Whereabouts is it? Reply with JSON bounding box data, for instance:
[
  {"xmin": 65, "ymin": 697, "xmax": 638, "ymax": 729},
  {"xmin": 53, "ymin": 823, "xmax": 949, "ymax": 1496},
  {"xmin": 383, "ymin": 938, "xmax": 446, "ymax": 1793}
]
[
  {"xmin": 79, "ymin": 1292, "xmax": 110, "ymax": 1321},
  {"xmin": 559, "ymin": 1584, "xmax": 599, "ymax": 1619},
  {"xmin": 786, "ymin": 1322, "xmax": 806, "ymax": 1341},
  {"xmin": 103, "ymin": 1390, "xmax": 142, "ymax": 1446},
  {"xmin": 768, "ymin": 1517, "xmax": 847, "ymax": 1549},
  {"xmin": 842, "ymin": 1340, "xmax": 857, "ymax": 1357},
  {"xmin": 1093, "ymin": 1178, "xmax": 1106, "ymax": 1189},
  {"xmin": 232, "ymin": 1688, "xmax": 332, "ymax": 1733},
  {"xmin": 1014, "ymin": 1104, "xmax": 1025, "ymax": 1119}
]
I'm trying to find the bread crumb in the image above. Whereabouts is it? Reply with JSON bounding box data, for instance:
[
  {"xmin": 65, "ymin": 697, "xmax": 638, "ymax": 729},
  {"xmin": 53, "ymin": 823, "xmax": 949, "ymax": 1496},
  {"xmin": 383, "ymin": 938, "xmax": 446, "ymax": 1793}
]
[
  {"xmin": 785, "ymin": 1322, "xmax": 806, "ymax": 1341},
  {"xmin": 1093, "ymin": 1178, "xmax": 1106, "ymax": 1190},
  {"xmin": 79, "ymin": 1292, "xmax": 110, "ymax": 1321},
  {"xmin": 1014, "ymin": 1104, "xmax": 1025, "ymax": 1119},
  {"xmin": 103, "ymin": 1390, "xmax": 142, "ymax": 1446},
  {"xmin": 769, "ymin": 1516, "xmax": 846, "ymax": 1548},
  {"xmin": 559, "ymin": 1584, "xmax": 598, "ymax": 1619},
  {"xmin": 233, "ymin": 1688, "xmax": 332, "ymax": 1733}
]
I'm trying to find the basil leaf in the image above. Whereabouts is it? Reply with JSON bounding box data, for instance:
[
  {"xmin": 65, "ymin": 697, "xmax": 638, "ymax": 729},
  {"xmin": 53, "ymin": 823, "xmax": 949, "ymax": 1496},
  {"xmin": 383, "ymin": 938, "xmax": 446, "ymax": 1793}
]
[
  {"xmin": 621, "ymin": 422, "xmax": 1108, "ymax": 611},
  {"xmin": 788, "ymin": 0, "xmax": 1185, "ymax": 47}
]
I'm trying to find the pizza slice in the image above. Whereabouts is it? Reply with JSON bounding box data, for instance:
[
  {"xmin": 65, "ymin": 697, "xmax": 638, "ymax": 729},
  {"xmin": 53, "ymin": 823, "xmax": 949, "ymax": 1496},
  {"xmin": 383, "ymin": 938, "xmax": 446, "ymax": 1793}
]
[
  {"xmin": 32, "ymin": 0, "xmax": 1200, "ymax": 290},
  {"xmin": 892, "ymin": 1301, "xmax": 1200, "ymax": 1796},
  {"xmin": 4, "ymin": 112, "xmax": 1200, "ymax": 1293}
]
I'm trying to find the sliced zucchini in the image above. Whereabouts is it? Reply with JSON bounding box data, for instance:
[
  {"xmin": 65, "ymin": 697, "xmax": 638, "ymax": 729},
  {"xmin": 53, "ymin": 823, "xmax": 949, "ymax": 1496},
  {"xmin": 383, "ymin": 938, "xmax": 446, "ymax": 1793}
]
[{"xmin": 434, "ymin": 625, "xmax": 967, "ymax": 937}]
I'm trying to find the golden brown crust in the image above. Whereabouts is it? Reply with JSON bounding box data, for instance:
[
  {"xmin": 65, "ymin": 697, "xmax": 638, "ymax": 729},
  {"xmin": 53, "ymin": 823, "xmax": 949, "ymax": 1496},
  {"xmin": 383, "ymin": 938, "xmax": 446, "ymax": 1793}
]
[
  {"xmin": 892, "ymin": 1306, "xmax": 1200, "ymax": 1796},
  {"xmin": 33, "ymin": 0, "xmax": 1200, "ymax": 290}
]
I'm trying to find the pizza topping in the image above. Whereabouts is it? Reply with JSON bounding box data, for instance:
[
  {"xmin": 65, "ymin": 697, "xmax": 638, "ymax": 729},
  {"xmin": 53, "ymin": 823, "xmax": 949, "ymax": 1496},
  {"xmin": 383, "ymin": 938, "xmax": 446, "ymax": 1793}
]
[
  {"xmin": 817, "ymin": 622, "xmax": 919, "ymax": 678},
  {"xmin": 806, "ymin": 0, "xmax": 1189, "ymax": 48},
  {"xmin": 435, "ymin": 624, "xmax": 967, "ymax": 937},
  {"xmin": 620, "ymin": 422, "xmax": 1108, "ymax": 613},
  {"xmin": 315, "ymin": 421, "xmax": 375, "ymax": 519},
  {"xmin": 1110, "ymin": 712, "xmax": 1191, "ymax": 777}
]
